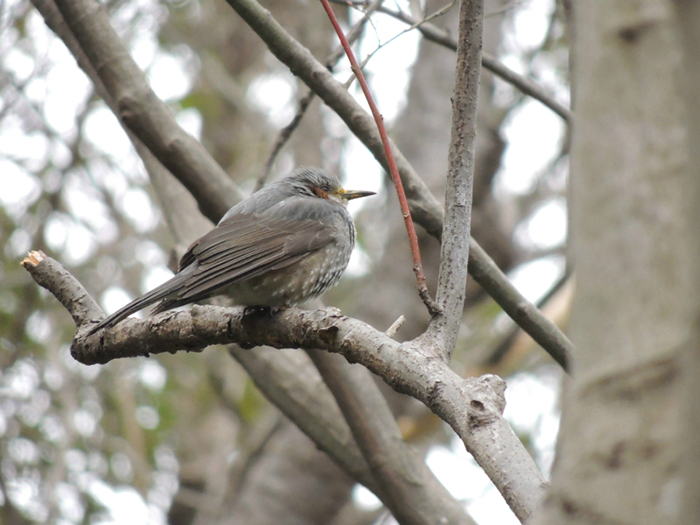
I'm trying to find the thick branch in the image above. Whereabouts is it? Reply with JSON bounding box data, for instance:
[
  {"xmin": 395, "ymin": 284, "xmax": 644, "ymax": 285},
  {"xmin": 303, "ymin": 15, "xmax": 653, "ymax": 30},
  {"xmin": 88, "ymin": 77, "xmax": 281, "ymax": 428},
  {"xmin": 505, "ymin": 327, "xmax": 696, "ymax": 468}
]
[
  {"xmin": 231, "ymin": 347, "xmax": 383, "ymax": 497},
  {"xmin": 23, "ymin": 251, "xmax": 547, "ymax": 521},
  {"xmin": 309, "ymin": 351, "xmax": 473, "ymax": 524},
  {"xmin": 49, "ymin": 0, "xmax": 243, "ymax": 223}
]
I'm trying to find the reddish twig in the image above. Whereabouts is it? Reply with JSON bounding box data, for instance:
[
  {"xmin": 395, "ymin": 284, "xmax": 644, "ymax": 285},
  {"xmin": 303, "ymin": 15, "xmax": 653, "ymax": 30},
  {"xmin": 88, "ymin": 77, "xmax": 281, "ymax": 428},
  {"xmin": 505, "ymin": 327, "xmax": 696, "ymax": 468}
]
[{"xmin": 319, "ymin": 0, "xmax": 439, "ymax": 315}]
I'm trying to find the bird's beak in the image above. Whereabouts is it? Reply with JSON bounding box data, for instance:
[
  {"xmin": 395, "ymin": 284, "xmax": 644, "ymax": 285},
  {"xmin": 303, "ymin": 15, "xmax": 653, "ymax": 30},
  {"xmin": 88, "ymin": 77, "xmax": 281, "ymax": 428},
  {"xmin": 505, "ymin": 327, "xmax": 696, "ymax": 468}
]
[{"xmin": 339, "ymin": 188, "xmax": 376, "ymax": 201}]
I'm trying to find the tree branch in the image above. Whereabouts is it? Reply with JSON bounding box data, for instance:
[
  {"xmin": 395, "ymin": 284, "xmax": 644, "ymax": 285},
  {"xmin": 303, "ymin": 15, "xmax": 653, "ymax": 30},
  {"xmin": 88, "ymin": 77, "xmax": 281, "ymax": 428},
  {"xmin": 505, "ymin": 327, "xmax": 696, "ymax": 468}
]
[
  {"xmin": 23, "ymin": 251, "xmax": 547, "ymax": 521},
  {"xmin": 374, "ymin": 4, "xmax": 573, "ymax": 123},
  {"xmin": 309, "ymin": 350, "xmax": 474, "ymax": 524},
  {"xmin": 427, "ymin": 0, "xmax": 482, "ymax": 360},
  {"xmin": 259, "ymin": 0, "xmax": 384, "ymax": 190},
  {"xmin": 49, "ymin": 0, "xmax": 243, "ymax": 223},
  {"xmin": 468, "ymin": 242, "xmax": 572, "ymax": 371}
]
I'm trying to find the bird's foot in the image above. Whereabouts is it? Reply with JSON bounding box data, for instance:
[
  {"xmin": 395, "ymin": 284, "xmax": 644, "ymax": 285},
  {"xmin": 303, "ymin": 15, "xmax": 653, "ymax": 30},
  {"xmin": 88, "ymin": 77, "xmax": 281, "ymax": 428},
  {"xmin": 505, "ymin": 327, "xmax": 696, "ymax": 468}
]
[
  {"xmin": 238, "ymin": 306, "xmax": 287, "ymax": 349},
  {"xmin": 242, "ymin": 305, "xmax": 284, "ymax": 319}
]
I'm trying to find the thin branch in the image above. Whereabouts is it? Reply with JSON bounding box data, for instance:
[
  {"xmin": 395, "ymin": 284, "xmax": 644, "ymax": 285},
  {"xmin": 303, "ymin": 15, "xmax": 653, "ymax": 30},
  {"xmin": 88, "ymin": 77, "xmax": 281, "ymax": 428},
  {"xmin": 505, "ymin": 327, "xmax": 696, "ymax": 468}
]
[
  {"xmin": 309, "ymin": 350, "xmax": 474, "ymax": 524},
  {"xmin": 258, "ymin": 89, "xmax": 315, "ymax": 190},
  {"xmin": 376, "ymin": 5, "xmax": 573, "ymax": 123},
  {"xmin": 468, "ymin": 242, "xmax": 572, "ymax": 371},
  {"xmin": 258, "ymin": 0, "xmax": 385, "ymax": 190},
  {"xmin": 481, "ymin": 53, "xmax": 571, "ymax": 122},
  {"xmin": 484, "ymin": 269, "xmax": 572, "ymax": 367},
  {"xmin": 48, "ymin": 0, "xmax": 244, "ymax": 223},
  {"xmin": 320, "ymin": 0, "xmax": 438, "ymax": 315},
  {"xmin": 427, "ymin": 0, "xmax": 482, "ymax": 361},
  {"xmin": 385, "ymin": 315, "xmax": 405, "ymax": 338},
  {"xmin": 23, "ymin": 251, "xmax": 548, "ymax": 522},
  {"xmin": 357, "ymin": 0, "xmax": 456, "ymax": 59}
]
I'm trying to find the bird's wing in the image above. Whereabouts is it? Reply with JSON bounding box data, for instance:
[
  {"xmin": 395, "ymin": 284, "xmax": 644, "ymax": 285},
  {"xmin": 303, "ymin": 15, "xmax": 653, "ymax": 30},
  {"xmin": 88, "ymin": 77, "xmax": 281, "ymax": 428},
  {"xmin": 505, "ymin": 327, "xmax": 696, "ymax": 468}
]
[{"xmin": 173, "ymin": 213, "xmax": 335, "ymax": 302}]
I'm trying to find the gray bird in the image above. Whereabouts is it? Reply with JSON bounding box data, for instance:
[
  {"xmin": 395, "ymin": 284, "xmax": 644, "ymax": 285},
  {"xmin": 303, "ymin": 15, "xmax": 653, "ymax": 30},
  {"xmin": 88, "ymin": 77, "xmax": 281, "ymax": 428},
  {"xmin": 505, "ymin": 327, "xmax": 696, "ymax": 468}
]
[{"xmin": 90, "ymin": 167, "xmax": 374, "ymax": 333}]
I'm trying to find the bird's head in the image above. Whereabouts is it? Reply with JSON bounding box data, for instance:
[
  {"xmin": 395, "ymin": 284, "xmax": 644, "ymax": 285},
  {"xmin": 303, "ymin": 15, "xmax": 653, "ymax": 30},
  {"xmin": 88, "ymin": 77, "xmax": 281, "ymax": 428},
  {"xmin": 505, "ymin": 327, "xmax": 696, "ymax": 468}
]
[{"xmin": 286, "ymin": 167, "xmax": 375, "ymax": 207}]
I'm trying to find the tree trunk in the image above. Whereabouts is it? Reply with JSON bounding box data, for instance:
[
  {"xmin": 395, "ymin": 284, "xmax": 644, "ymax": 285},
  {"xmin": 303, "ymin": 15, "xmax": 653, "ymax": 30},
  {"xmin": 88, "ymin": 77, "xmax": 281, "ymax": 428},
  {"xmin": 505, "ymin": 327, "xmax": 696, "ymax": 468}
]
[{"xmin": 532, "ymin": 2, "xmax": 699, "ymax": 523}]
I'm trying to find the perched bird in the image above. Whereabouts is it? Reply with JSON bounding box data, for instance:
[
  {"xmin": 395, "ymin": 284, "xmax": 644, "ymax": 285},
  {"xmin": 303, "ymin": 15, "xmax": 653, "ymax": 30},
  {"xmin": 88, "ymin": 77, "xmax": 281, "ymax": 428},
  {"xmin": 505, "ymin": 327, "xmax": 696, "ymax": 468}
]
[{"xmin": 90, "ymin": 167, "xmax": 374, "ymax": 333}]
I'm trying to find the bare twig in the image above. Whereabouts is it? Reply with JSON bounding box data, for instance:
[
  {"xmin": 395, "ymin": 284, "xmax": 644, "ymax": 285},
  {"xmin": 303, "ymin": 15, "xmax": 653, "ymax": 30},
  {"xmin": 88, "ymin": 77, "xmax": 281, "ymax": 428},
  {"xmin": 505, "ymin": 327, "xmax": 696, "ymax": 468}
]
[
  {"xmin": 258, "ymin": 90, "xmax": 316, "ymax": 190},
  {"xmin": 22, "ymin": 251, "xmax": 548, "ymax": 521},
  {"xmin": 320, "ymin": 0, "xmax": 439, "ymax": 315},
  {"xmin": 376, "ymin": 5, "xmax": 573, "ymax": 123},
  {"xmin": 358, "ymin": 0, "xmax": 456, "ymax": 60},
  {"xmin": 385, "ymin": 315, "xmax": 405, "ymax": 338}
]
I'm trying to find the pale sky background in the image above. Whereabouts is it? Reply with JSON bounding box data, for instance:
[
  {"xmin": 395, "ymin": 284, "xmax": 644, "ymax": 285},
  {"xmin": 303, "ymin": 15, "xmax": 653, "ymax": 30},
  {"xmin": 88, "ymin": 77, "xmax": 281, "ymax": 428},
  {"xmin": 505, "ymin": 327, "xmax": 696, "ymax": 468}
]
[{"xmin": 1, "ymin": 0, "xmax": 567, "ymax": 523}]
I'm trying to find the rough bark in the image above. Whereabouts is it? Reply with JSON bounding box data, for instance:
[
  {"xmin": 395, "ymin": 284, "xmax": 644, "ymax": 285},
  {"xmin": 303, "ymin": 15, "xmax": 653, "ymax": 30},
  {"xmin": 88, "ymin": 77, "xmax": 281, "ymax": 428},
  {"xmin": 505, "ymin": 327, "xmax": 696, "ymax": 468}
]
[{"xmin": 675, "ymin": 1, "xmax": 700, "ymax": 523}]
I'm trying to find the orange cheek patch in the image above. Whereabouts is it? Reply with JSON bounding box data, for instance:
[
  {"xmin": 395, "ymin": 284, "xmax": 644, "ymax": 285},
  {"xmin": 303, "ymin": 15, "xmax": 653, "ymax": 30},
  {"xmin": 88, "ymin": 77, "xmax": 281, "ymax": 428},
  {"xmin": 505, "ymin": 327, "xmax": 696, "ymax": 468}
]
[{"xmin": 312, "ymin": 187, "xmax": 329, "ymax": 200}]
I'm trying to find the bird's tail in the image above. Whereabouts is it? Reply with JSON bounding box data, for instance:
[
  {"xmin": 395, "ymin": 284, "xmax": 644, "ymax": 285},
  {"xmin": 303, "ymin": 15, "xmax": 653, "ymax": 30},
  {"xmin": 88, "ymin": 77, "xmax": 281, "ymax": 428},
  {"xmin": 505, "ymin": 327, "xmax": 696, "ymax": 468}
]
[{"xmin": 88, "ymin": 273, "xmax": 189, "ymax": 335}]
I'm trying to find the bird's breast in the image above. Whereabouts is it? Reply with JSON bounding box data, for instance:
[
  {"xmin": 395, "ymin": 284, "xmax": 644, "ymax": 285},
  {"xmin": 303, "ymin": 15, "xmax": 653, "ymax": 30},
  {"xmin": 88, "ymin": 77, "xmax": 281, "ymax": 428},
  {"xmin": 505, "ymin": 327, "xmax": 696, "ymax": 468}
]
[{"xmin": 222, "ymin": 237, "xmax": 353, "ymax": 307}]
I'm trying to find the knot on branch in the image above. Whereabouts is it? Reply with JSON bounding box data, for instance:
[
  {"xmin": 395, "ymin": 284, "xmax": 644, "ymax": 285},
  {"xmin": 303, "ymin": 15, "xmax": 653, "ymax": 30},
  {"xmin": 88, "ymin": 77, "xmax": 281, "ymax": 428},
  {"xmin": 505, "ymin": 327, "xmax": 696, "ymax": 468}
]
[
  {"xmin": 462, "ymin": 374, "xmax": 507, "ymax": 428},
  {"xmin": 117, "ymin": 93, "xmax": 146, "ymax": 125}
]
